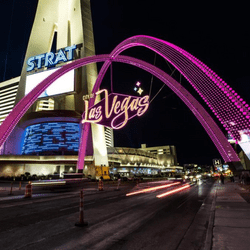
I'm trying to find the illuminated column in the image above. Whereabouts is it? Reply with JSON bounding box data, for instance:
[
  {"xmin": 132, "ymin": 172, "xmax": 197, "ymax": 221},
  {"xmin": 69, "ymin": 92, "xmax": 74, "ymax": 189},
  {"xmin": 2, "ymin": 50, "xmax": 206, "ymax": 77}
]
[{"xmin": 15, "ymin": 0, "xmax": 108, "ymax": 167}]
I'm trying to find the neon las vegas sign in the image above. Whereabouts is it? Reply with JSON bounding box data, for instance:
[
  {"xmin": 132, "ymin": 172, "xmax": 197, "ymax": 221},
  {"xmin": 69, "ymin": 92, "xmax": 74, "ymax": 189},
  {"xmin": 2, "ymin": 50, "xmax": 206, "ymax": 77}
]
[
  {"xmin": 26, "ymin": 45, "xmax": 77, "ymax": 72},
  {"xmin": 82, "ymin": 89, "xmax": 150, "ymax": 129}
]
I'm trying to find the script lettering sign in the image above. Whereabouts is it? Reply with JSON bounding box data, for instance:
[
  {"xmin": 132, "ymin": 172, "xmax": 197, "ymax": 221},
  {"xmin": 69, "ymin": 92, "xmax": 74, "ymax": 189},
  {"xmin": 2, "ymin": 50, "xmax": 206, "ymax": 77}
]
[{"xmin": 82, "ymin": 89, "xmax": 149, "ymax": 129}]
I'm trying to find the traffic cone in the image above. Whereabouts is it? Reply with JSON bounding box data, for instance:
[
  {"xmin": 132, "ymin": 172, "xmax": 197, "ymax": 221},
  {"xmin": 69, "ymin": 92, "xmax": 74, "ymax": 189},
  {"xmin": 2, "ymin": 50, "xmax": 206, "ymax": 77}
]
[
  {"xmin": 98, "ymin": 179, "xmax": 104, "ymax": 191},
  {"xmin": 8, "ymin": 182, "xmax": 13, "ymax": 195},
  {"xmin": 24, "ymin": 181, "xmax": 32, "ymax": 198},
  {"xmin": 75, "ymin": 190, "xmax": 88, "ymax": 227}
]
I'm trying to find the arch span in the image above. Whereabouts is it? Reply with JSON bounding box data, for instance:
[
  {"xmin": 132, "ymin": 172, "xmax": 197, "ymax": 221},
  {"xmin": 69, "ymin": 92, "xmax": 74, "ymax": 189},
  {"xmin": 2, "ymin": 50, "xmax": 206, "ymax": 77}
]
[
  {"xmin": 78, "ymin": 55, "xmax": 239, "ymax": 169},
  {"xmin": 0, "ymin": 54, "xmax": 239, "ymax": 169},
  {"xmin": 95, "ymin": 35, "xmax": 250, "ymax": 143}
]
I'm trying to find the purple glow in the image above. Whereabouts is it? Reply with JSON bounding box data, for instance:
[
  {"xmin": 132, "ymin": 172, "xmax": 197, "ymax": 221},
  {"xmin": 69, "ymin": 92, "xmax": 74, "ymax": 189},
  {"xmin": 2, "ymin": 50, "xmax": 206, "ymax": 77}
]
[
  {"xmin": 98, "ymin": 55, "xmax": 239, "ymax": 163},
  {"xmin": 0, "ymin": 36, "xmax": 245, "ymax": 170},
  {"xmin": 103, "ymin": 35, "xmax": 250, "ymax": 143}
]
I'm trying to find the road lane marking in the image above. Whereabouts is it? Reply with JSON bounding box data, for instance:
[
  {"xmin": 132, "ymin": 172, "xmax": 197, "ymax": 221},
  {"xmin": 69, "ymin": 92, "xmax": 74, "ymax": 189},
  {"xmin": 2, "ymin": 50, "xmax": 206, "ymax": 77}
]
[
  {"xmin": 60, "ymin": 205, "xmax": 79, "ymax": 211},
  {"xmin": 59, "ymin": 201, "xmax": 96, "ymax": 211},
  {"xmin": 85, "ymin": 201, "xmax": 95, "ymax": 205},
  {"xmin": 176, "ymin": 190, "xmax": 199, "ymax": 209},
  {"xmin": 105, "ymin": 196, "xmax": 120, "ymax": 200},
  {"xmin": 0, "ymin": 193, "xmax": 79, "ymax": 208}
]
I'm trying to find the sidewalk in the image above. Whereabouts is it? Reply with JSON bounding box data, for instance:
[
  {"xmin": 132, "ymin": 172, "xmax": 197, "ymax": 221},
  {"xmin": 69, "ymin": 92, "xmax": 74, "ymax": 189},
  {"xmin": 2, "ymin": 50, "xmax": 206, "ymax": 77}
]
[{"xmin": 209, "ymin": 179, "xmax": 250, "ymax": 250}]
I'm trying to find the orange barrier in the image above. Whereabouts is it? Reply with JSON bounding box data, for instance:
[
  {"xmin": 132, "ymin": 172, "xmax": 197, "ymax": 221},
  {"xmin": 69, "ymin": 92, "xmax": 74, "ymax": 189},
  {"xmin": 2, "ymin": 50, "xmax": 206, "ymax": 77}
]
[
  {"xmin": 24, "ymin": 182, "xmax": 32, "ymax": 198},
  {"xmin": 98, "ymin": 179, "xmax": 104, "ymax": 191},
  {"xmin": 75, "ymin": 190, "xmax": 88, "ymax": 227}
]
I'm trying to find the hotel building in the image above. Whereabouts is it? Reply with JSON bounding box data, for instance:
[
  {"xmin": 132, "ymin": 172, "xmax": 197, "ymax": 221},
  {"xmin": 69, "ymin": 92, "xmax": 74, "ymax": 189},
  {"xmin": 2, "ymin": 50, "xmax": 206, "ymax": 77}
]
[{"xmin": 0, "ymin": 0, "xmax": 180, "ymax": 178}]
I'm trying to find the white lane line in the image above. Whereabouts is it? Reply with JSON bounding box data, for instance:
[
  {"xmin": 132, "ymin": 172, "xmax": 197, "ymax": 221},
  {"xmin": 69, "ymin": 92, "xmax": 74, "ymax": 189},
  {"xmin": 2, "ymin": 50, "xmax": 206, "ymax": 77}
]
[
  {"xmin": 0, "ymin": 193, "xmax": 79, "ymax": 208},
  {"xmin": 60, "ymin": 205, "xmax": 79, "ymax": 211},
  {"xmin": 85, "ymin": 201, "xmax": 95, "ymax": 205},
  {"xmin": 177, "ymin": 200, "xmax": 187, "ymax": 209},
  {"xmin": 176, "ymin": 192, "xmax": 197, "ymax": 209},
  {"xmin": 59, "ymin": 201, "xmax": 96, "ymax": 211},
  {"xmin": 105, "ymin": 196, "xmax": 120, "ymax": 200}
]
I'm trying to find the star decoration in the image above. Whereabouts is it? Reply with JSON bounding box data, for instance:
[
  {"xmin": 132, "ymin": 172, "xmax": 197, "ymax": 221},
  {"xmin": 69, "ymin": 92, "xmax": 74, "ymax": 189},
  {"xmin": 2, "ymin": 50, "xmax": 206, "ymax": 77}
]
[{"xmin": 137, "ymin": 88, "xmax": 143, "ymax": 95}]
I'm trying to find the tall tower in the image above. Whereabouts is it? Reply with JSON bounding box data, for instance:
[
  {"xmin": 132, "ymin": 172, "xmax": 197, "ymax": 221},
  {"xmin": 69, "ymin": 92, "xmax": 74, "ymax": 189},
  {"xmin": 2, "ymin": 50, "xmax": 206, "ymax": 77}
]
[{"xmin": 1, "ymin": 0, "xmax": 109, "ymax": 175}]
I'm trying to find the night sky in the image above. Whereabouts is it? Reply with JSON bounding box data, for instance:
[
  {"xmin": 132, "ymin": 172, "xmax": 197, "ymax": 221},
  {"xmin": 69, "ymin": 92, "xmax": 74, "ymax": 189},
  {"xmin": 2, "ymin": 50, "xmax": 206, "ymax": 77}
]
[{"xmin": 0, "ymin": 1, "xmax": 249, "ymax": 165}]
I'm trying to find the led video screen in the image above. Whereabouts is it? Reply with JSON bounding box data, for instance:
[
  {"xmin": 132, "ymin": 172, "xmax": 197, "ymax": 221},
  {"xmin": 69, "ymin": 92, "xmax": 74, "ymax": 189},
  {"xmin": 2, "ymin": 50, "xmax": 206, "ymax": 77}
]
[
  {"xmin": 25, "ymin": 68, "xmax": 74, "ymax": 98},
  {"xmin": 21, "ymin": 122, "xmax": 80, "ymax": 155}
]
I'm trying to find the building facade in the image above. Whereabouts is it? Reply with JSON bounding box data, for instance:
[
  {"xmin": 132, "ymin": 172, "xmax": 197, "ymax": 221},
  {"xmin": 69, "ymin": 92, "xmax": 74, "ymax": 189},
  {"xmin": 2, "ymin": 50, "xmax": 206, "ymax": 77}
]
[
  {"xmin": 107, "ymin": 146, "xmax": 182, "ymax": 178},
  {"xmin": 0, "ymin": 0, "xmax": 181, "ymax": 179},
  {"xmin": 140, "ymin": 144, "xmax": 178, "ymax": 167},
  {"xmin": 0, "ymin": 0, "xmax": 109, "ymax": 177}
]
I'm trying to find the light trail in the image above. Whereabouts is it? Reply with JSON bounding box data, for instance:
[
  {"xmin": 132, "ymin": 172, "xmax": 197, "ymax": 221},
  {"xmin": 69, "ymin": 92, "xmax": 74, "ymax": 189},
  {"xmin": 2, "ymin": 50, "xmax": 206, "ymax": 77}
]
[
  {"xmin": 126, "ymin": 182, "xmax": 180, "ymax": 196},
  {"xmin": 31, "ymin": 181, "xmax": 66, "ymax": 186},
  {"xmin": 156, "ymin": 184, "xmax": 190, "ymax": 198}
]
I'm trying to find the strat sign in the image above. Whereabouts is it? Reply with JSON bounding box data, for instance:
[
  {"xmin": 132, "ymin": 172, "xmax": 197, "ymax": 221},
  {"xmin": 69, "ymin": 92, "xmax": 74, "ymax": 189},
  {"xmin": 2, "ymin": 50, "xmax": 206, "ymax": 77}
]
[
  {"xmin": 82, "ymin": 89, "xmax": 150, "ymax": 129},
  {"xmin": 26, "ymin": 45, "xmax": 77, "ymax": 72}
]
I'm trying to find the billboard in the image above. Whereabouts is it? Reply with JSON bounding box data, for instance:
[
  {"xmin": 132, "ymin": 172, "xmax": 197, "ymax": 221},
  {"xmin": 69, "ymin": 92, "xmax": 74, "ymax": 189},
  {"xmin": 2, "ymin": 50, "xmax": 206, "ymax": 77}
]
[
  {"xmin": 21, "ymin": 122, "xmax": 80, "ymax": 155},
  {"xmin": 239, "ymin": 130, "xmax": 250, "ymax": 160},
  {"xmin": 25, "ymin": 67, "xmax": 74, "ymax": 98}
]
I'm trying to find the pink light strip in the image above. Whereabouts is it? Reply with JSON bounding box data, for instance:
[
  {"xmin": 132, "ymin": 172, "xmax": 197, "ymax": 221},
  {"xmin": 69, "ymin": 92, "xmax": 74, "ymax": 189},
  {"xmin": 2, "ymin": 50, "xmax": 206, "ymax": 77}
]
[
  {"xmin": 105, "ymin": 35, "xmax": 250, "ymax": 143},
  {"xmin": 0, "ymin": 54, "xmax": 239, "ymax": 172},
  {"xmin": 114, "ymin": 55, "xmax": 239, "ymax": 162},
  {"xmin": 0, "ymin": 36, "xmax": 243, "ymax": 171},
  {"xmin": 156, "ymin": 184, "xmax": 190, "ymax": 198},
  {"xmin": 126, "ymin": 182, "xmax": 180, "ymax": 196}
]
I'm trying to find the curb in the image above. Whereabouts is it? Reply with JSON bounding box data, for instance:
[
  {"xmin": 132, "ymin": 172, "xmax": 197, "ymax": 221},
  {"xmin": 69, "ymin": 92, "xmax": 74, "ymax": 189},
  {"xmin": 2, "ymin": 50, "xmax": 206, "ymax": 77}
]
[{"xmin": 203, "ymin": 183, "xmax": 217, "ymax": 250}]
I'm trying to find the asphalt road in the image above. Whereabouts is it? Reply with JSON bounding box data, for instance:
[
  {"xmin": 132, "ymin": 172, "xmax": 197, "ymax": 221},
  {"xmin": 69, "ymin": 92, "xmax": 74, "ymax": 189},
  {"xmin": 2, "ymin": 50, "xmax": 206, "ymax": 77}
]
[{"xmin": 0, "ymin": 179, "xmax": 214, "ymax": 250}]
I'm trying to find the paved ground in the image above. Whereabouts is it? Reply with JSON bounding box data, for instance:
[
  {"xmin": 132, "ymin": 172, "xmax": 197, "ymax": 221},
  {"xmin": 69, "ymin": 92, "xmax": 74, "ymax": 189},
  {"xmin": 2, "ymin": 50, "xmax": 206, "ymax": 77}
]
[
  {"xmin": 0, "ymin": 180, "xmax": 212, "ymax": 250},
  {"xmin": 1, "ymin": 178, "xmax": 250, "ymax": 249},
  {"xmin": 204, "ymin": 178, "xmax": 250, "ymax": 250}
]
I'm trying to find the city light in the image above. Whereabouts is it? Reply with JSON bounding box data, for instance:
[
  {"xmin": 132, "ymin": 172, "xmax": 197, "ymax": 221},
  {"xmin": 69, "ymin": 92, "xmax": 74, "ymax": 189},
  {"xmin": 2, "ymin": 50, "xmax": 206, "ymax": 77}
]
[
  {"xmin": 156, "ymin": 184, "xmax": 190, "ymax": 198},
  {"xmin": 126, "ymin": 182, "xmax": 180, "ymax": 196},
  {"xmin": 0, "ymin": 36, "xmax": 243, "ymax": 170},
  {"xmin": 31, "ymin": 180, "xmax": 66, "ymax": 186}
]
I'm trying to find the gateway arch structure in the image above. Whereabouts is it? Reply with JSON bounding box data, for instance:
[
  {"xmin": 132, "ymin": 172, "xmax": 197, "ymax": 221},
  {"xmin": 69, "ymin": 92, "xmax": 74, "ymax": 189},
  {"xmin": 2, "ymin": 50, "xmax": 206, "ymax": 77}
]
[
  {"xmin": 97, "ymin": 36, "xmax": 250, "ymax": 144},
  {"xmin": 0, "ymin": 48, "xmax": 242, "ymax": 170},
  {"xmin": 94, "ymin": 35, "xmax": 250, "ymax": 165},
  {"xmin": 1, "ymin": 1, "xmax": 245, "ymax": 176}
]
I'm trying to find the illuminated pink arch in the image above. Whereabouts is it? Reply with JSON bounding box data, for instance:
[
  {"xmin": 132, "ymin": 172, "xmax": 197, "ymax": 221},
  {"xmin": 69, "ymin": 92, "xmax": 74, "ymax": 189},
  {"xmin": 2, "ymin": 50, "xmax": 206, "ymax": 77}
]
[
  {"xmin": 95, "ymin": 35, "xmax": 250, "ymax": 143},
  {"xmin": 78, "ymin": 55, "xmax": 240, "ymax": 169},
  {"xmin": 0, "ymin": 32, "xmax": 244, "ymax": 168},
  {"xmin": 0, "ymin": 53, "xmax": 240, "ymax": 168}
]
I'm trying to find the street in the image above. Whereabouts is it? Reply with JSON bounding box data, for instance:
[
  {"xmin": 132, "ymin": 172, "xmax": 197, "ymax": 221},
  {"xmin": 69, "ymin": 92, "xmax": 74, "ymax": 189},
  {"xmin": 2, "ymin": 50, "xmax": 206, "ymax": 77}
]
[{"xmin": 0, "ymin": 179, "xmax": 214, "ymax": 250}]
